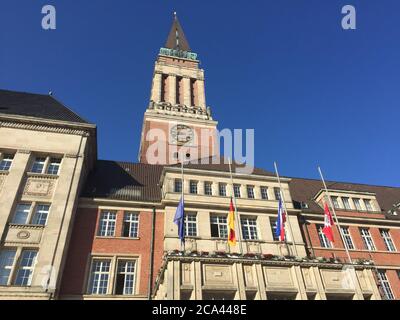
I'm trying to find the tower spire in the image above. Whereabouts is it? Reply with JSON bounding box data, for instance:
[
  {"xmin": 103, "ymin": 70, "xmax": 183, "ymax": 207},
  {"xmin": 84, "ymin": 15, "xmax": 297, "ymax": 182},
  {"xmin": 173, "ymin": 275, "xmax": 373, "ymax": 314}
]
[{"xmin": 165, "ymin": 12, "xmax": 191, "ymax": 52}]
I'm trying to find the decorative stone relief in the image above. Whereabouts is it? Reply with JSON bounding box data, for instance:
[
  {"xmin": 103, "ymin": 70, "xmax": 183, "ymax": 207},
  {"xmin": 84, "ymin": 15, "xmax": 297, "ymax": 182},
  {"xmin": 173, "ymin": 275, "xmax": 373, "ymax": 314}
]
[
  {"xmin": 181, "ymin": 263, "xmax": 191, "ymax": 285},
  {"xmin": 247, "ymin": 242, "xmax": 261, "ymax": 254},
  {"xmin": 5, "ymin": 226, "xmax": 43, "ymax": 245},
  {"xmin": 0, "ymin": 175, "xmax": 5, "ymax": 191},
  {"xmin": 320, "ymin": 269, "xmax": 355, "ymax": 292},
  {"xmin": 23, "ymin": 178, "xmax": 55, "ymax": 198},
  {"xmin": 203, "ymin": 264, "xmax": 234, "ymax": 286},
  {"xmin": 264, "ymin": 267, "xmax": 295, "ymax": 289},
  {"xmin": 185, "ymin": 238, "xmax": 197, "ymax": 252},
  {"xmin": 215, "ymin": 240, "xmax": 227, "ymax": 252}
]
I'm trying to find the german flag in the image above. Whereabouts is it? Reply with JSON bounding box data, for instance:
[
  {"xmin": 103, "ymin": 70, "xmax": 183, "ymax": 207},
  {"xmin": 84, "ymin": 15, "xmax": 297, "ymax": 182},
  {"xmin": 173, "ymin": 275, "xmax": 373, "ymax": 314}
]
[{"xmin": 228, "ymin": 198, "xmax": 236, "ymax": 246}]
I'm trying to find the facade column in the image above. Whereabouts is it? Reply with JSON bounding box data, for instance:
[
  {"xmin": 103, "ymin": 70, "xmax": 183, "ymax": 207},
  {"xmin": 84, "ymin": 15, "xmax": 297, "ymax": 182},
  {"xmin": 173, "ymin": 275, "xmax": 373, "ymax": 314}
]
[
  {"xmin": 183, "ymin": 77, "xmax": 191, "ymax": 106},
  {"xmin": 151, "ymin": 72, "xmax": 162, "ymax": 103},
  {"xmin": 234, "ymin": 263, "xmax": 246, "ymax": 300},
  {"xmin": 255, "ymin": 264, "xmax": 267, "ymax": 300},
  {"xmin": 197, "ymin": 79, "xmax": 206, "ymax": 109},
  {"xmin": 193, "ymin": 261, "xmax": 202, "ymax": 300},
  {"xmin": 293, "ymin": 266, "xmax": 308, "ymax": 300},
  {"xmin": 0, "ymin": 150, "xmax": 31, "ymax": 240},
  {"xmin": 311, "ymin": 266, "xmax": 327, "ymax": 300},
  {"xmin": 364, "ymin": 269, "xmax": 381, "ymax": 300},
  {"xmin": 168, "ymin": 75, "xmax": 177, "ymax": 105}
]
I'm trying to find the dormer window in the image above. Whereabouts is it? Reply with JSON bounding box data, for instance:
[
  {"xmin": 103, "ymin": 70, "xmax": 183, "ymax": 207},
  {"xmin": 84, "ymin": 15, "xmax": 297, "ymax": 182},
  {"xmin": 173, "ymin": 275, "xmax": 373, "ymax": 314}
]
[
  {"xmin": 331, "ymin": 196, "xmax": 340, "ymax": 209},
  {"xmin": 364, "ymin": 199, "xmax": 373, "ymax": 212},
  {"xmin": 353, "ymin": 198, "xmax": 362, "ymax": 211}
]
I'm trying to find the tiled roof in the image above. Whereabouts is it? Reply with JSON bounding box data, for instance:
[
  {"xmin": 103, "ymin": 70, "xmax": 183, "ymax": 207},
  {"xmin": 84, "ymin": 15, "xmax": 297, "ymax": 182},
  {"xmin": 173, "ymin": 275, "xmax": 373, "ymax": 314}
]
[
  {"xmin": 289, "ymin": 177, "xmax": 400, "ymax": 214},
  {"xmin": 0, "ymin": 89, "xmax": 89, "ymax": 124},
  {"xmin": 81, "ymin": 160, "xmax": 164, "ymax": 202}
]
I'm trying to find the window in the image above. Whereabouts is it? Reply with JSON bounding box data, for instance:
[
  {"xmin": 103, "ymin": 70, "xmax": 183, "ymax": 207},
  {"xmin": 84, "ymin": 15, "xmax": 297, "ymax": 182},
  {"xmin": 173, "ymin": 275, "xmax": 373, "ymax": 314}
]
[
  {"xmin": 31, "ymin": 157, "xmax": 46, "ymax": 173},
  {"xmin": 353, "ymin": 198, "xmax": 362, "ymax": 211},
  {"xmin": 377, "ymin": 270, "xmax": 395, "ymax": 300},
  {"xmin": 174, "ymin": 179, "xmax": 182, "ymax": 193},
  {"xmin": 12, "ymin": 204, "xmax": 31, "ymax": 225},
  {"xmin": 274, "ymin": 187, "xmax": 281, "ymax": 200},
  {"xmin": 331, "ymin": 196, "xmax": 340, "ymax": 209},
  {"xmin": 233, "ymin": 184, "xmax": 241, "ymax": 198},
  {"xmin": 0, "ymin": 154, "xmax": 14, "ymax": 171},
  {"xmin": 339, "ymin": 227, "xmax": 354, "ymax": 250},
  {"xmin": 88, "ymin": 260, "xmax": 111, "ymax": 295},
  {"xmin": 360, "ymin": 228, "xmax": 375, "ymax": 251},
  {"xmin": 115, "ymin": 260, "xmax": 136, "ymax": 295},
  {"xmin": 123, "ymin": 213, "xmax": 139, "ymax": 238},
  {"xmin": 184, "ymin": 214, "xmax": 197, "ymax": 237},
  {"xmin": 380, "ymin": 229, "xmax": 396, "ymax": 252},
  {"xmin": 317, "ymin": 224, "xmax": 332, "ymax": 248},
  {"xmin": 204, "ymin": 182, "xmax": 213, "ymax": 196},
  {"xmin": 210, "ymin": 215, "xmax": 228, "ymax": 238},
  {"xmin": 14, "ymin": 250, "xmax": 38, "ymax": 286},
  {"xmin": 46, "ymin": 158, "xmax": 61, "ymax": 175},
  {"xmin": 0, "ymin": 249, "xmax": 16, "ymax": 285},
  {"xmin": 270, "ymin": 217, "xmax": 279, "ymax": 241},
  {"xmin": 247, "ymin": 185, "xmax": 255, "ymax": 199},
  {"xmin": 98, "ymin": 211, "xmax": 116, "ymax": 237},
  {"xmin": 219, "ymin": 183, "xmax": 227, "ymax": 197},
  {"xmin": 260, "ymin": 187, "xmax": 269, "ymax": 200},
  {"xmin": 31, "ymin": 204, "xmax": 50, "ymax": 226},
  {"xmin": 241, "ymin": 217, "xmax": 258, "ymax": 240},
  {"xmin": 342, "ymin": 197, "xmax": 351, "ymax": 210},
  {"xmin": 189, "ymin": 180, "xmax": 198, "ymax": 194},
  {"xmin": 364, "ymin": 199, "xmax": 374, "ymax": 212}
]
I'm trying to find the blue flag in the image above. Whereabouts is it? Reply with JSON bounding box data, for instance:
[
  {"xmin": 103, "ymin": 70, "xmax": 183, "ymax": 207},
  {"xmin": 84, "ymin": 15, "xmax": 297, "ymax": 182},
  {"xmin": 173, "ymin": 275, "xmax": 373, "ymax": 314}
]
[{"xmin": 174, "ymin": 197, "xmax": 185, "ymax": 244}]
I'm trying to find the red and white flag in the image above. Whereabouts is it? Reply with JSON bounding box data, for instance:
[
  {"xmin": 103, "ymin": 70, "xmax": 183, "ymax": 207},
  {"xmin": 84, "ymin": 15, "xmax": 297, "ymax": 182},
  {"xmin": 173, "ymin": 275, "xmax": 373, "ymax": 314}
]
[{"xmin": 323, "ymin": 202, "xmax": 335, "ymax": 242}]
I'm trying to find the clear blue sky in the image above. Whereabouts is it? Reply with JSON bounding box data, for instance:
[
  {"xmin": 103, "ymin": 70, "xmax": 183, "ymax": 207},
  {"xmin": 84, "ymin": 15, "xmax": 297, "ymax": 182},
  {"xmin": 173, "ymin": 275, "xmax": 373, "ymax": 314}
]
[{"xmin": 1, "ymin": 0, "xmax": 399, "ymax": 186}]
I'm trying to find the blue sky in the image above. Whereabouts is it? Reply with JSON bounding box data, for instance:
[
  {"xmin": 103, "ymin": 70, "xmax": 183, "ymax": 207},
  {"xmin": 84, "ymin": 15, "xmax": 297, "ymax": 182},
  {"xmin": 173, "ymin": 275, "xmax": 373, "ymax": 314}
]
[{"xmin": 1, "ymin": 0, "xmax": 399, "ymax": 186}]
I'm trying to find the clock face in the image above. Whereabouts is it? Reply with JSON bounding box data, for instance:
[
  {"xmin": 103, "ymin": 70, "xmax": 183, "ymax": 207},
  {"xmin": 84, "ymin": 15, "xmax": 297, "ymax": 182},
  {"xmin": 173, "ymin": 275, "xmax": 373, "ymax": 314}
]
[{"xmin": 170, "ymin": 124, "xmax": 194, "ymax": 145}]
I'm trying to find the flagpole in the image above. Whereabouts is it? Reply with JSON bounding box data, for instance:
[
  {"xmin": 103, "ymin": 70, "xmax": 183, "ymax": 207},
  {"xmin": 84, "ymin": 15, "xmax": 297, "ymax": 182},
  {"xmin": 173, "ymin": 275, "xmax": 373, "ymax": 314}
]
[
  {"xmin": 318, "ymin": 166, "xmax": 353, "ymax": 264},
  {"xmin": 274, "ymin": 162, "xmax": 298, "ymax": 257},
  {"xmin": 181, "ymin": 152, "xmax": 185, "ymax": 252},
  {"xmin": 228, "ymin": 158, "xmax": 243, "ymax": 255}
]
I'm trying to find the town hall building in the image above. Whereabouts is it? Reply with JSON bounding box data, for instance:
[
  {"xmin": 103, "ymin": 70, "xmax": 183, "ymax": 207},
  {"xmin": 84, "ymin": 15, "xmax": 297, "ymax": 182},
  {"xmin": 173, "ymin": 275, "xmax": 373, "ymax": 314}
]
[{"xmin": 0, "ymin": 15, "xmax": 399, "ymax": 300}]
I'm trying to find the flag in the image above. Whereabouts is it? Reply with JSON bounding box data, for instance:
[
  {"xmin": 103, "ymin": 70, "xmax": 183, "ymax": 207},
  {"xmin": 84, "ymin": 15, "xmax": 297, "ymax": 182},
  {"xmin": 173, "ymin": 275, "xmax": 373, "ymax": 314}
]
[
  {"xmin": 227, "ymin": 198, "xmax": 236, "ymax": 246},
  {"xmin": 276, "ymin": 198, "xmax": 286, "ymax": 241},
  {"xmin": 174, "ymin": 197, "xmax": 185, "ymax": 244},
  {"xmin": 323, "ymin": 202, "xmax": 335, "ymax": 242}
]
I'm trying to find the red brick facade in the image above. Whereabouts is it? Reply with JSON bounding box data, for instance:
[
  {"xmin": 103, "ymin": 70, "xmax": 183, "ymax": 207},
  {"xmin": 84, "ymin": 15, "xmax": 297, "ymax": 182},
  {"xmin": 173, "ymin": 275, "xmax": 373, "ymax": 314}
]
[
  {"xmin": 302, "ymin": 210, "xmax": 400, "ymax": 299},
  {"xmin": 59, "ymin": 206, "xmax": 164, "ymax": 298}
]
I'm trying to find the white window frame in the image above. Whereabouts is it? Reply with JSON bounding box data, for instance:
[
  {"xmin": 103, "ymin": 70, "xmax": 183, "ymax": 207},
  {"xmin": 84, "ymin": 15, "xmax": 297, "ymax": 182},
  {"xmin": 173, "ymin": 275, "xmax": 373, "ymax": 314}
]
[
  {"xmin": 331, "ymin": 196, "xmax": 340, "ymax": 209},
  {"xmin": 0, "ymin": 249, "xmax": 17, "ymax": 286},
  {"xmin": 174, "ymin": 179, "xmax": 182, "ymax": 193},
  {"xmin": 380, "ymin": 229, "xmax": 396, "ymax": 252},
  {"xmin": 189, "ymin": 180, "xmax": 198, "ymax": 194},
  {"xmin": 364, "ymin": 199, "xmax": 374, "ymax": 212},
  {"xmin": 46, "ymin": 158, "xmax": 62, "ymax": 175},
  {"xmin": 317, "ymin": 224, "xmax": 332, "ymax": 248},
  {"xmin": 98, "ymin": 211, "xmax": 117, "ymax": 237},
  {"xmin": 260, "ymin": 186, "xmax": 269, "ymax": 200},
  {"xmin": 233, "ymin": 184, "xmax": 241, "ymax": 198},
  {"xmin": 14, "ymin": 250, "xmax": 38, "ymax": 286},
  {"xmin": 30, "ymin": 156, "xmax": 62, "ymax": 175},
  {"xmin": 377, "ymin": 270, "xmax": 395, "ymax": 300},
  {"xmin": 184, "ymin": 213, "xmax": 197, "ymax": 237},
  {"xmin": 339, "ymin": 226, "xmax": 355, "ymax": 250},
  {"xmin": 360, "ymin": 228, "xmax": 376, "ymax": 251},
  {"xmin": 88, "ymin": 259, "xmax": 112, "ymax": 295},
  {"xmin": 219, "ymin": 183, "xmax": 227, "ymax": 197},
  {"xmin": 273, "ymin": 187, "xmax": 281, "ymax": 200},
  {"xmin": 123, "ymin": 212, "xmax": 139, "ymax": 238},
  {"xmin": 114, "ymin": 259, "xmax": 137, "ymax": 295},
  {"xmin": 353, "ymin": 198, "xmax": 362, "ymax": 211},
  {"xmin": 204, "ymin": 182, "xmax": 213, "ymax": 196},
  {"xmin": 342, "ymin": 197, "xmax": 351, "ymax": 210},
  {"xmin": 0, "ymin": 153, "xmax": 14, "ymax": 171},
  {"xmin": 31, "ymin": 204, "xmax": 50, "ymax": 226},
  {"xmin": 241, "ymin": 217, "xmax": 258, "ymax": 240},
  {"xmin": 210, "ymin": 215, "xmax": 228, "ymax": 238},
  {"xmin": 247, "ymin": 185, "xmax": 255, "ymax": 199}
]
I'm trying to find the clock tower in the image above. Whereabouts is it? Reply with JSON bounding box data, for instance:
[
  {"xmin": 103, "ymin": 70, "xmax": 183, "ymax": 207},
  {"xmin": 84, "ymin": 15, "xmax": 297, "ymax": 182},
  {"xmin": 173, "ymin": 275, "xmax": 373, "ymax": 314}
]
[{"xmin": 138, "ymin": 13, "xmax": 219, "ymax": 165}]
